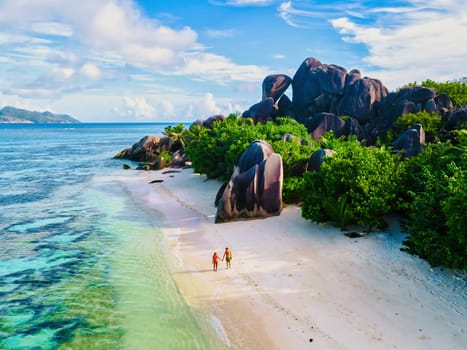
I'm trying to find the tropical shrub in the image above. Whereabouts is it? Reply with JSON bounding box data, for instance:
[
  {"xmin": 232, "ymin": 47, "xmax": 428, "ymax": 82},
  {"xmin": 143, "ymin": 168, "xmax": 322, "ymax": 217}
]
[
  {"xmin": 282, "ymin": 176, "xmax": 306, "ymax": 204},
  {"xmin": 184, "ymin": 115, "xmax": 315, "ymax": 182},
  {"xmin": 409, "ymin": 79, "xmax": 467, "ymax": 108},
  {"xmin": 158, "ymin": 151, "xmax": 172, "ymax": 164},
  {"xmin": 393, "ymin": 111, "xmax": 442, "ymax": 142},
  {"xmin": 184, "ymin": 115, "xmax": 258, "ymax": 180},
  {"xmin": 257, "ymin": 116, "xmax": 311, "ymax": 140},
  {"xmin": 301, "ymin": 136, "xmax": 405, "ymax": 230},
  {"xmin": 271, "ymin": 140, "xmax": 315, "ymax": 178},
  {"xmin": 402, "ymin": 141, "xmax": 467, "ymax": 269}
]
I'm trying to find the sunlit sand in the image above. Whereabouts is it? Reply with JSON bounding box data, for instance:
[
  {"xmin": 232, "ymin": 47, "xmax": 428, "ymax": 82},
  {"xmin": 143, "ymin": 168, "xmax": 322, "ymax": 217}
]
[{"xmin": 119, "ymin": 167, "xmax": 467, "ymax": 350}]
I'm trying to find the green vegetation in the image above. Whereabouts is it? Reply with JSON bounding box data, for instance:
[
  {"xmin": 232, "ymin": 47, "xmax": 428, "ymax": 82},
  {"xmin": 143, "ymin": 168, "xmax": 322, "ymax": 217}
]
[
  {"xmin": 282, "ymin": 176, "xmax": 306, "ymax": 204},
  {"xmin": 270, "ymin": 139, "xmax": 313, "ymax": 178},
  {"xmin": 407, "ymin": 79, "xmax": 467, "ymax": 108},
  {"xmin": 184, "ymin": 115, "xmax": 315, "ymax": 182},
  {"xmin": 393, "ymin": 111, "xmax": 442, "ymax": 142},
  {"xmin": 174, "ymin": 79, "xmax": 466, "ymax": 270},
  {"xmin": 184, "ymin": 115, "xmax": 260, "ymax": 180},
  {"xmin": 0, "ymin": 106, "xmax": 79, "ymax": 123},
  {"xmin": 301, "ymin": 136, "xmax": 405, "ymax": 231},
  {"xmin": 401, "ymin": 141, "xmax": 467, "ymax": 269},
  {"xmin": 163, "ymin": 123, "xmax": 188, "ymax": 149},
  {"xmin": 158, "ymin": 151, "xmax": 172, "ymax": 164}
]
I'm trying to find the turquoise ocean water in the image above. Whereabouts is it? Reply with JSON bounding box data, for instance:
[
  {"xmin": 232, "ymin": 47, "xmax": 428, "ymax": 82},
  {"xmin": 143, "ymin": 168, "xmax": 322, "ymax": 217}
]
[{"xmin": 0, "ymin": 123, "xmax": 225, "ymax": 349}]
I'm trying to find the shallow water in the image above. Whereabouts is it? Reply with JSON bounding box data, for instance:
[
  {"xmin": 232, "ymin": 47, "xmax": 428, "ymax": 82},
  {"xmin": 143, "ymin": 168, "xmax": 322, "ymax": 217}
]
[{"xmin": 0, "ymin": 123, "xmax": 224, "ymax": 349}]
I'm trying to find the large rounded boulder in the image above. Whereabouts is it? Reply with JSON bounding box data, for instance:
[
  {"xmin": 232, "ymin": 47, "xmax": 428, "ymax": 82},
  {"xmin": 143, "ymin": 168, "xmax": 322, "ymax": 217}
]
[
  {"xmin": 307, "ymin": 112, "xmax": 346, "ymax": 141},
  {"xmin": 214, "ymin": 140, "xmax": 283, "ymax": 223},
  {"xmin": 336, "ymin": 77, "xmax": 387, "ymax": 124},
  {"xmin": 392, "ymin": 124, "xmax": 425, "ymax": 157},
  {"xmin": 308, "ymin": 149, "xmax": 336, "ymax": 172},
  {"xmin": 242, "ymin": 98, "xmax": 276, "ymax": 123},
  {"xmin": 262, "ymin": 74, "xmax": 292, "ymax": 102},
  {"xmin": 292, "ymin": 57, "xmax": 323, "ymax": 121}
]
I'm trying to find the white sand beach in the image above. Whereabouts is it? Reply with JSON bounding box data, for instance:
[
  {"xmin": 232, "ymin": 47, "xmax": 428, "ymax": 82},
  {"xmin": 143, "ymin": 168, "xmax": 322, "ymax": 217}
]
[{"xmin": 119, "ymin": 167, "xmax": 467, "ymax": 350}]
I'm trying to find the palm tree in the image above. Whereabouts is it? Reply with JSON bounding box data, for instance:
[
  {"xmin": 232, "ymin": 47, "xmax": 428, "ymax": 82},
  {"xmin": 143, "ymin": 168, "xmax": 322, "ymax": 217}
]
[{"xmin": 163, "ymin": 124, "xmax": 187, "ymax": 150}]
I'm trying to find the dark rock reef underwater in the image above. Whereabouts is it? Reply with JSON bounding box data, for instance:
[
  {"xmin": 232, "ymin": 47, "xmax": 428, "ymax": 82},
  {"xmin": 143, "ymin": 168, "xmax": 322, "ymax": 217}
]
[{"xmin": 114, "ymin": 56, "xmax": 466, "ymax": 222}]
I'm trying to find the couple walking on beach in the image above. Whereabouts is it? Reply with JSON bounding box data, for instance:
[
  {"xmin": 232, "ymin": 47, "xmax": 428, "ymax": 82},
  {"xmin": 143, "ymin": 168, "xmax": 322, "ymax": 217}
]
[{"xmin": 212, "ymin": 247, "xmax": 232, "ymax": 272}]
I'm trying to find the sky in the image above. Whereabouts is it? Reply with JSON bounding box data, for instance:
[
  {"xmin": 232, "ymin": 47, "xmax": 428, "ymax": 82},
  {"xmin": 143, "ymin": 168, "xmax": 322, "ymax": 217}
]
[{"xmin": 0, "ymin": 0, "xmax": 466, "ymax": 122}]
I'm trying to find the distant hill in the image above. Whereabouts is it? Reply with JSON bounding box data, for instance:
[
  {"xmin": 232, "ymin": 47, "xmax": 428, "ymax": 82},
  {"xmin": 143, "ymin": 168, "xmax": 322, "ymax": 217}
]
[{"xmin": 0, "ymin": 106, "xmax": 80, "ymax": 123}]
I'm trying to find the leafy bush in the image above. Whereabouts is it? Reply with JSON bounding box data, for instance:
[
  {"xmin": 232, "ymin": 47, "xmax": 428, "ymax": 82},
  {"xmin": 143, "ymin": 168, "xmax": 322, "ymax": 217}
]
[
  {"xmin": 393, "ymin": 111, "xmax": 442, "ymax": 142},
  {"xmin": 184, "ymin": 115, "xmax": 258, "ymax": 180},
  {"xmin": 258, "ymin": 116, "xmax": 311, "ymax": 140},
  {"xmin": 158, "ymin": 151, "xmax": 172, "ymax": 164},
  {"xmin": 413, "ymin": 79, "xmax": 467, "ymax": 108},
  {"xmin": 282, "ymin": 176, "xmax": 306, "ymax": 204},
  {"xmin": 402, "ymin": 141, "xmax": 467, "ymax": 269},
  {"xmin": 184, "ymin": 115, "xmax": 315, "ymax": 182},
  {"xmin": 452, "ymin": 129, "xmax": 467, "ymax": 145},
  {"xmin": 301, "ymin": 136, "xmax": 405, "ymax": 230},
  {"xmin": 271, "ymin": 140, "xmax": 315, "ymax": 178},
  {"xmin": 181, "ymin": 111, "xmax": 467, "ymax": 270}
]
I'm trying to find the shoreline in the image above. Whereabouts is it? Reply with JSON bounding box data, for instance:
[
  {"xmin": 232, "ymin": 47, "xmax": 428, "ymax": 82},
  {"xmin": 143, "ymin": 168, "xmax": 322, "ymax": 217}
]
[{"xmin": 119, "ymin": 167, "xmax": 467, "ymax": 350}]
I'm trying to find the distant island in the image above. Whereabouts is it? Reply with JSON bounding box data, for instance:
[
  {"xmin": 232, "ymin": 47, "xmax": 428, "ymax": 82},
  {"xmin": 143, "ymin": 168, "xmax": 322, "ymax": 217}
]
[{"xmin": 0, "ymin": 106, "xmax": 80, "ymax": 123}]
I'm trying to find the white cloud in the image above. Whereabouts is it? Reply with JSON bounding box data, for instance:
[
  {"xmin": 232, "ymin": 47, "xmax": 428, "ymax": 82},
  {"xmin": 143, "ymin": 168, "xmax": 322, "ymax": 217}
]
[
  {"xmin": 0, "ymin": 0, "xmax": 197, "ymax": 70},
  {"xmin": 278, "ymin": 1, "xmax": 332, "ymax": 28},
  {"xmin": 204, "ymin": 29, "xmax": 238, "ymax": 38},
  {"xmin": 330, "ymin": 0, "xmax": 467, "ymax": 89},
  {"xmin": 4, "ymin": 87, "xmax": 62, "ymax": 99},
  {"xmin": 236, "ymin": 82, "xmax": 260, "ymax": 94},
  {"xmin": 117, "ymin": 96, "xmax": 156, "ymax": 119},
  {"xmin": 176, "ymin": 52, "xmax": 268, "ymax": 83},
  {"xmin": 31, "ymin": 21, "xmax": 73, "ymax": 37},
  {"xmin": 46, "ymin": 51, "xmax": 79, "ymax": 66},
  {"xmin": 187, "ymin": 92, "xmax": 244, "ymax": 118},
  {"xmin": 5, "ymin": 66, "xmax": 78, "ymax": 98},
  {"xmin": 277, "ymin": 0, "xmax": 467, "ymax": 90},
  {"xmin": 161, "ymin": 100, "xmax": 176, "ymax": 117},
  {"xmin": 0, "ymin": 92, "xmax": 57, "ymax": 114},
  {"xmin": 71, "ymin": 2, "xmax": 198, "ymax": 69},
  {"xmin": 110, "ymin": 92, "xmax": 244, "ymax": 122},
  {"xmin": 53, "ymin": 67, "xmax": 75, "ymax": 80},
  {"xmin": 228, "ymin": 0, "xmax": 275, "ymax": 5},
  {"xmin": 212, "ymin": 0, "xmax": 277, "ymax": 6},
  {"xmin": 0, "ymin": 33, "xmax": 50, "ymax": 45},
  {"xmin": 278, "ymin": 1, "xmax": 300, "ymax": 27},
  {"xmin": 80, "ymin": 63, "xmax": 102, "ymax": 80},
  {"xmin": 273, "ymin": 53, "xmax": 286, "ymax": 59},
  {"xmin": 0, "ymin": 0, "xmax": 269, "ymax": 102},
  {"xmin": 204, "ymin": 93, "xmax": 222, "ymax": 115}
]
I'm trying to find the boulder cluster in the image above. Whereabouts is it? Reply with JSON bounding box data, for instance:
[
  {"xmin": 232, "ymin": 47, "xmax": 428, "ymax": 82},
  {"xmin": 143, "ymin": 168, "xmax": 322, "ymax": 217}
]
[
  {"xmin": 242, "ymin": 56, "xmax": 463, "ymax": 155},
  {"xmin": 113, "ymin": 135, "xmax": 187, "ymax": 169},
  {"xmin": 114, "ymin": 135, "xmax": 172, "ymax": 163},
  {"xmin": 113, "ymin": 56, "xmax": 466, "ymax": 223}
]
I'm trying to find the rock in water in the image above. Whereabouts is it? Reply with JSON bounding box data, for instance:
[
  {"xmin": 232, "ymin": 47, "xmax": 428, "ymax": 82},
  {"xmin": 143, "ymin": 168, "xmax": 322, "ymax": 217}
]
[
  {"xmin": 215, "ymin": 140, "xmax": 283, "ymax": 223},
  {"xmin": 113, "ymin": 135, "xmax": 172, "ymax": 162}
]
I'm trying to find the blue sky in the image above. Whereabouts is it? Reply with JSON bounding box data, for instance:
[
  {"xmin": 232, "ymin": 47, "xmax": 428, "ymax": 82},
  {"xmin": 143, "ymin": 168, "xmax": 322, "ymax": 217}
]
[{"xmin": 0, "ymin": 0, "xmax": 466, "ymax": 122}]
